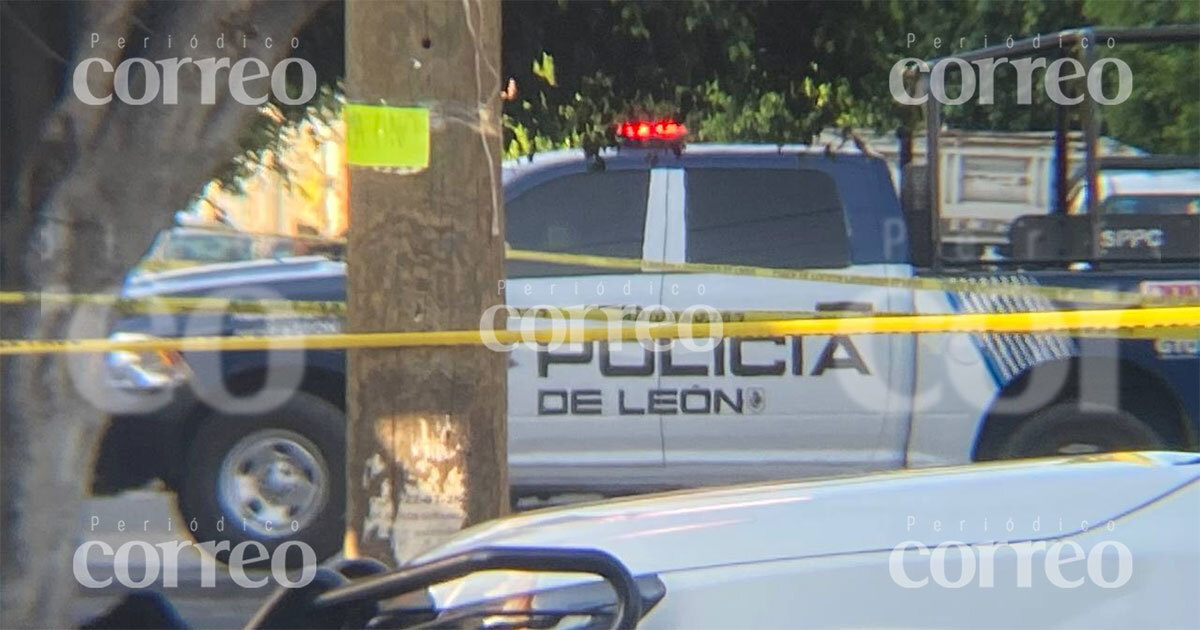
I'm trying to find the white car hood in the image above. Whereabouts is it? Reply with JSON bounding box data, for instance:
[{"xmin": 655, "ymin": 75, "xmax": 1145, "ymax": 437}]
[{"xmin": 415, "ymin": 453, "xmax": 1199, "ymax": 606}]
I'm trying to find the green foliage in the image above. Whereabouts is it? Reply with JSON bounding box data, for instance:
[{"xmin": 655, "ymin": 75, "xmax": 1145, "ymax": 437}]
[
  {"xmin": 502, "ymin": 0, "xmax": 902, "ymax": 158},
  {"xmin": 501, "ymin": 0, "xmax": 1198, "ymax": 158},
  {"xmin": 1083, "ymin": 0, "xmax": 1199, "ymax": 154},
  {"xmin": 532, "ymin": 51, "xmax": 558, "ymax": 87},
  {"xmin": 881, "ymin": 0, "xmax": 1089, "ymax": 133},
  {"xmin": 222, "ymin": 0, "xmax": 1197, "ymax": 183}
]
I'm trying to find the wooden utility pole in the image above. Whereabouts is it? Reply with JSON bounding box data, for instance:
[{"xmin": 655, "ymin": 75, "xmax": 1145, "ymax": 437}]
[{"xmin": 345, "ymin": 0, "xmax": 506, "ymax": 565}]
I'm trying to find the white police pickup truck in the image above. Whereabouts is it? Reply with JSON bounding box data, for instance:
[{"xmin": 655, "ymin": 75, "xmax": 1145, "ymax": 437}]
[{"xmin": 95, "ymin": 142, "xmax": 1200, "ymax": 561}]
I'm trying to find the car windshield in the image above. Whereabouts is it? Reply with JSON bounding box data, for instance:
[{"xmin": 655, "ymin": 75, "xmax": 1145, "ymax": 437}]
[
  {"xmin": 1102, "ymin": 194, "xmax": 1200, "ymax": 215},
  {"xmin": 163, "ymin": 234, "xmax": 254, "ymax": 262}
]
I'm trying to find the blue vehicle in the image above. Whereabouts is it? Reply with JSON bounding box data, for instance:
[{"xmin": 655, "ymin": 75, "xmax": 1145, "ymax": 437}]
[{"xmin": 93, "ymin": 137, "xmax": 1198, "ymax": 562}]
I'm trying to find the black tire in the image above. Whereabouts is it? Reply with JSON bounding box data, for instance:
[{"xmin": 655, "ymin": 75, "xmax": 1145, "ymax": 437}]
[
  {"xmin": 178, "ymin": 392, "xmax": 345, "ymax": 566},
  {"xmin": 997, "ymin": 402, "xmax": 1164, "ymax": 459}
]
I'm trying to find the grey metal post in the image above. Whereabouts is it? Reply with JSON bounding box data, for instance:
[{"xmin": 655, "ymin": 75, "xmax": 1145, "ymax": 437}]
[
  {"xmin": 1053, "ymin": 49, "xmax": 1069, "ymax": 215},
  {"xmin": 1082, "ymin": 31, "xmax": 1102, "ymax": 260},
  {"xmin": 921, "ymin": 74, "xmax": 942, "ymax": 270}
]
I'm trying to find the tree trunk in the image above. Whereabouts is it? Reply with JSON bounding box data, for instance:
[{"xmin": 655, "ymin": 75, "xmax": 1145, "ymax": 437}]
[
  {"xmin": 345, "ymin": 0, "xmax": 507, "ymax": 565},
  {"xmin": 0, "ymin": 3, "xmax": 321, "ymax": 625}
]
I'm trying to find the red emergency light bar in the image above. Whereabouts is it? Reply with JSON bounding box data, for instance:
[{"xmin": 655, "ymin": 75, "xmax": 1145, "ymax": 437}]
[{"xmin": 616, "ymin": 119, "xmax": 687, "ymax": 143}]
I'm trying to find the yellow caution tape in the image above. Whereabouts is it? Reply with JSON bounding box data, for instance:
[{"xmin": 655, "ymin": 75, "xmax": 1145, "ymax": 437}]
[
  {"xmin": 0, "ymin": 292, "xmax": 884, "ymax": 322},
  {"xmin": 508, "ymin": 305, "xmax": 893, "ymax": 323},
  {"xmin": 345, "ymin": 103, "xmax": 430, "ymax": 169},
  {"xmin": 1, "ymin": 306, "xmax": 1196, "ymax": 355},
  {"xmin": 2, "ymin": 248, "xmax": 1196, "ymax": 316},
  {"xmin": 506, "ymin": 248, "xmax": 1196, "ymax": 308},
  {"xmin": 0, "ymin": 291, "xmax": 345, "ymax": 315}
]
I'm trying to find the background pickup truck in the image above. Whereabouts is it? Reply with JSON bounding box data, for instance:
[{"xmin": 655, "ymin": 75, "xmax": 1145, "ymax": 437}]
[{"xmin": 96, "ymin": 143, "xmax": 1199, "ymax": 561}]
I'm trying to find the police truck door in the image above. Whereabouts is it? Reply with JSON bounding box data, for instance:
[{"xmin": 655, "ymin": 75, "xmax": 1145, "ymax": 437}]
[
  {"xmin": 658, "ymin": 163, "xmax": 911, "ymax": 479},
  {"xmin": 505, "ymin": 166, "xmax": 667, "ymax": 475}
]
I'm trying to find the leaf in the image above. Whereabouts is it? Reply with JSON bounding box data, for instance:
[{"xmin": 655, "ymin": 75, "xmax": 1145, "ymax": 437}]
[{"xmin": 532, "ymin": 52, "xmax": 557, "ymax": 87}]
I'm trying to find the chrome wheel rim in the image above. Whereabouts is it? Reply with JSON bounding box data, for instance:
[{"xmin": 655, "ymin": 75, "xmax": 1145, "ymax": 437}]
[{"xmin": 217, "ymin": 429, "xmax": 328, "ymax": 538}]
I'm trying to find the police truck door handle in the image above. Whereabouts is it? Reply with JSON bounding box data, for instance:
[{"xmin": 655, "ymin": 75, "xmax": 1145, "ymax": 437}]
[{"xmin": 815, "ymin": 301, "xmax": 873, "ymax": 313}]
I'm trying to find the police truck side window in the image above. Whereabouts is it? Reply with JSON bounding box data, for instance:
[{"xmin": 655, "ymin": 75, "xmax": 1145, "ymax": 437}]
[
  {"xmin": 507, "ymin": 170, "xmax": 650, "ymax": 276},
  {"xmin": 686, "ymin": 168, "xmax": 851, "ymax": 269}
]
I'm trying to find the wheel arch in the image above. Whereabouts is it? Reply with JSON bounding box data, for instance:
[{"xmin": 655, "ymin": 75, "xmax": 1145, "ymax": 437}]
[
  {"xmin": 972, "ymin": 356, "xmax": 1195, "ymax": 461},
  {"xmin": 166, "ymin": 363, "xmax": 347, "ymax": 486}
]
